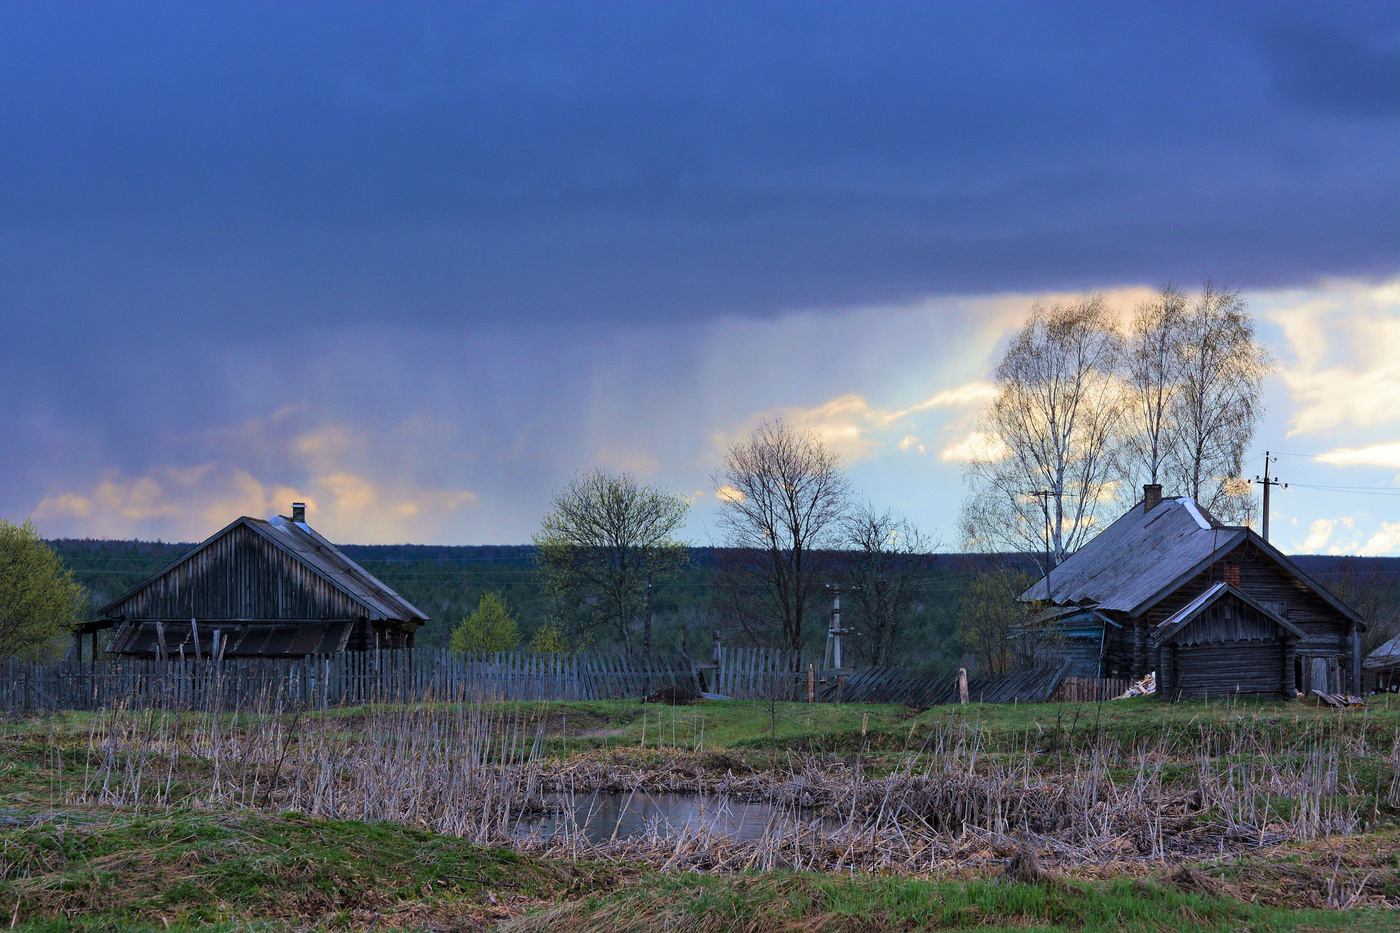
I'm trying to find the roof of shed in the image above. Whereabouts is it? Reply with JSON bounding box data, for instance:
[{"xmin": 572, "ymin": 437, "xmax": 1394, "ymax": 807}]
[
  {"xmin": 251, "ymin": 516, "xmax": 428, "ymax": 622},
  {"xmin": 1018, "ymin": 497, "xmax": 1243, "ymax": 615},
  {"xmin": 1365, "ymin": 632, "xmax": 1400, "ymax": 671},
  {"xmin": 98, "ymin": 513, "xmax": 427, "ymax": 624},
  {"xmin": 1151, "ymin": 581, "xmax": 1305, "ymax": 646}
]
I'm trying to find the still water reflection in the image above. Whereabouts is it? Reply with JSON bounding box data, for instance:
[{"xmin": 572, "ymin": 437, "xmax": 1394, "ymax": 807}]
[{"xmin": 520, "ymin": 791, "xmax": 831, "ymax": 844}]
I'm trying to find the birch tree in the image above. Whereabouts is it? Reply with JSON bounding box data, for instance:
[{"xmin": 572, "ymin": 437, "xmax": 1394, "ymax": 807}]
[
  {"xmin": 1166, "ymin": 282, "xmax": 1271, "ymax": 524},
  {"xmin": 961, "ymin": 297, "xmax": 1123, "ymax": 565},
  {"xmin": 1122, "ymin": 285, "xmax": 1188, "ymax": 489},
  {"xmin": 713, "ymin": 418, "xmax": 851, "ymax": 651}
]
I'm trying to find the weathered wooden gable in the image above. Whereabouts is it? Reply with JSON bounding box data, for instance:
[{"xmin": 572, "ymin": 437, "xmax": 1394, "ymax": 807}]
[{"xmin": 103, "ymin": 520, "xmax": 369, "ymax": 623}]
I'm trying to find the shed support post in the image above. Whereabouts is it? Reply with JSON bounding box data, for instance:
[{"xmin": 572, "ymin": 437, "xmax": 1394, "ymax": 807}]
[
  {"xmin": 1345, "ymin": 625, "xmax": 1358, "ymax": 695},
  {"xmin": 1132, "ymin": 619, "xmax": 1146, "ymax": 679},
  {"xmin": 1283, "ymin": 639, "xmax": 1297, "ymax": 699}
]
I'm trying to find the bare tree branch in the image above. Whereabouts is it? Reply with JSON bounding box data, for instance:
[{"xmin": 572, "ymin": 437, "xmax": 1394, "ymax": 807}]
[{"xmin": 713, "ymin": 418, "xmax": 852, "ymax": 651}]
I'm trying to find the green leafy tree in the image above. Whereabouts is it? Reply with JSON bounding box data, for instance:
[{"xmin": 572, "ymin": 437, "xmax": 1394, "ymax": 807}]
[
  {"xmin": 0, "ymin": 519, "xmax": 86, "ymax": 661},
  {"xmin": 955, "ymin": 570, "xmax": 1034, "ymax": 675},
  {"xmin": 449, "ymin": 592, "xmax": 521, "ymax": 654},
  {"xmin": 534, "ymin": 468, "xmax": 690, "ymax": 657},
  {"xmin": 528, "ymin": 624, "xmax": 570, "ymax": 654}
]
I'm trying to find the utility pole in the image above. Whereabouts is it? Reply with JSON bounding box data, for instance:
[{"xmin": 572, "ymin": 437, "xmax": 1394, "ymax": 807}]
[
  {"xmin": 644, "ymin": 571, "xmax": 654, "ymax": 663},
  {"xmin": 1253, "ymin": 451, "xmax": 1288, "ymax": 542},
  {"xmin": 1030, "ymin": 490, "xmax": 1053, "ymax": 602},
  {"xmin": 823, "ymin": 585, "xmax": 847, "ymax": 671}
]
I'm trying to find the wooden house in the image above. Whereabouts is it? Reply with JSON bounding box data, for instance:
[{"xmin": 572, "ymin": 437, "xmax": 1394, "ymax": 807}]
[
  {"xmin": 97, "ymin": 504, "xmax": 428, "ymax": 658},
  {"xmin": 1018, "ymin": 485, "xmax": 1364, "ymax": 699}
]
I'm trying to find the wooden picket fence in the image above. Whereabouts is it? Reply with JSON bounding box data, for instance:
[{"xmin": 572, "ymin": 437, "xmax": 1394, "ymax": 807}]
[
  {"xmin": 1054, "ymin": 676, "xmax": 1131, "ymax": 703},
  {"xmin": 0, "ymin": 648, "xmax": 702, "ymax": 712},
  {"xmin": 0, "ymin": 647, "xmax": 1084, "ymax": 713}
]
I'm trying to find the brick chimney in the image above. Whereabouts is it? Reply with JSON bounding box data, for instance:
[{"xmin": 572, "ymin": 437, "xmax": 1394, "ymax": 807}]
[
  {"xmin": 1143, "ymin": 484, "xmax": 1163, "ymax": 511},
  {"xmin": 291, "ymin": 502, "xmax": 307, "ymax": 523}
]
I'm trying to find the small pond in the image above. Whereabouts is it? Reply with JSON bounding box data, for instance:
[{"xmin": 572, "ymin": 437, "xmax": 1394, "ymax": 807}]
[{"xmin": 519, "ymin": 791, "xmax": 836, "ymax": 844}]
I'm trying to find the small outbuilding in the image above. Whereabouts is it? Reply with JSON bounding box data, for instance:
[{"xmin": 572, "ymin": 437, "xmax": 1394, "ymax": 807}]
[
  {"xmin": 98, "ymin": 503, "xmax": 427, "ymax": 658},
  {"xmin": 1364, "ymin": 633, "xmax": 1400, "ymax": 691},
  {"xmin": 1152, "ymin": 582, "xmax": 1304, "ymax": 700}
]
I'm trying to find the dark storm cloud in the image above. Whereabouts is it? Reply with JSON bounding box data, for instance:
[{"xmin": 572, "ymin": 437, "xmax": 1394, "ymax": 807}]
[
  {"xmin": 1, "ymin": 1, "xmax": 1396, "ymax": 336},
  {"xmin": 2, "ymin": 2, "xmax": 1398, "ymax": 544}
]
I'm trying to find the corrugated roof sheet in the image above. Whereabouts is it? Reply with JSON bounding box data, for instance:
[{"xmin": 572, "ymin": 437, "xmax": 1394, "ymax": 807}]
[
  {"xmin": 1365, "ymin": 633, "xmax": 1400, "ymax": 672},
  {"xmin": 1019, "ymin": 497, "xmax": 1244, "ymax": 616},
  {"xmin": 247, "ymin": 516, "xmax": 428, "ymax": 623}
]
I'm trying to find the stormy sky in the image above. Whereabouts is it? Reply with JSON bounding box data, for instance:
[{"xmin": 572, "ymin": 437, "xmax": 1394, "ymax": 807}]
[{"xmin": 2, "ymin": 2, "xmax": 1398, "ymax": 551}]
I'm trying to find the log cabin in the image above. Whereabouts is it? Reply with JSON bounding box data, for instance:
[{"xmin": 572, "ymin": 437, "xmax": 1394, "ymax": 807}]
[
  {"xmin": 1018, "ymin": 484, "xmax": 1364, "ymax": 699},
  {"xmin": 95, "ymin": 503, "xmax": 428, "ymax": 658}
]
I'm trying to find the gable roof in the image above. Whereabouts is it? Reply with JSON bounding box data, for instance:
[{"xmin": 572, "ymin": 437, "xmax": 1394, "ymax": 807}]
[
  {"xmin": 99, "ymin": 513, "xmax": 427, "ymax": 624},
  {"xmin": 1151, "ymin": 581, "xmax": 1305, "ymax": 646},
  {"xmin": 1018, "ymin": 497, "xmax": 1243, "ymax": 614},
  {"xmin": 1365, "ymin": 632, "xmax": 1400, "ymax": 672},
  {"xmin": 1018, "ymin": 496, "xmax": 1364, "ymax": 627}
]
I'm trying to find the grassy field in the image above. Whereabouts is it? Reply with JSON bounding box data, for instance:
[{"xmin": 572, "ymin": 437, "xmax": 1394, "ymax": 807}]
[{"xmin": 2, "ymin": 695, "xmax": 1399, "ymax": 931}]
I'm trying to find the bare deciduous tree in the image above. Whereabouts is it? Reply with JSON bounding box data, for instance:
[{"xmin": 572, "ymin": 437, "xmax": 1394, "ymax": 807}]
[
  {"xmin": 1122, "ymin": 284, "xmax": 1188, "ymax": 489},
  {"xmin": 962, "ymin": 297, "xmax": 1124, "ymax": 566},
  {"xmin": 713, "ymin": 418, "xmax": 852, "ymax": 651},
  {"xmin": 534, "ymin": 469, "xmax": 689, "ymax": 656},
  {"xmin": 840, "ymin": 505, "xmax": 937, "ymax": 666},
  {"xmin": 1167, "ymin": 282, "xmax": 1271, "ymax": 524}
]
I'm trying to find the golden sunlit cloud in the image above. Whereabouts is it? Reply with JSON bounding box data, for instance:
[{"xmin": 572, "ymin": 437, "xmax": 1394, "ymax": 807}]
[
  {"xmin": 1315, "ymin": 442, "xmax": 1400, "ymax": 469},
  {"xmin": 1265, "ymin": 279, "xmax": 1400, "ymax": 437},
  {"xmin": 32, "ymin": 465, "xmax": 478, "ymax": 543},
  {"xmin": 715, "ymin": 484, "xmax": 745, "ymax": 504},
  {"xmin": 938, "ymin": 431, "xmax": 1010, "ymax": 463}
]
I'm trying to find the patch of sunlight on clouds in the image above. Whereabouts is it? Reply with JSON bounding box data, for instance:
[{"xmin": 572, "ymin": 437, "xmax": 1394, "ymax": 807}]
[
  {"xmin": 1300, "ymin": 518, "xmax": 1334, "ymax": 552},
  {"xmin": 716, "ymin": 381, "xmax": 999, "ymax": 467},
  {"xmin": 1359, "ymin": 521, "xmax": 1400, "ymax": 557},
  {"xmin": 1259, "ymin": 278, "xmax": 1400, "ymax": 437},
  {"xmin": 715, "ymin": 485, "xmax": 745, "ymax": 504},
  {"xmin": 1316, "ymin": 442, "xmax": 1400, "ymax": 469},
  {"xmin": 939, "ymin": 431, "xmax": 1010, "ymax": 463},
  {"xmin": 31, "ymin": 465, "xmax": 478, "ymax": 543}
]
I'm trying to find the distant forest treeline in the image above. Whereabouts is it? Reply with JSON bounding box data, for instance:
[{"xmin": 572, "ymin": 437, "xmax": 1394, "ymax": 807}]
[{"xmin": 46, "ymin": 538, "xmax": 1400, "ymax": 673}]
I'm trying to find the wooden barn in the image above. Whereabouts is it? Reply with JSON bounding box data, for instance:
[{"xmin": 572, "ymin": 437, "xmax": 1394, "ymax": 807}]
[
  {"xmin": 96, "ymin": 503, "xmax": 428, "ymax": 659},
  {"xmin": 1018, "ymin": 485, "xmax": 1364, "ymax": 700}
]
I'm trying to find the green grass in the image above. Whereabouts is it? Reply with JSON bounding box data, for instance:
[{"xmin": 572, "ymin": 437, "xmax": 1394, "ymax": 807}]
[
  {"xmin": 0, "ymin": 809, "xmax": 608, "ymax": 932},
  {"xmin": 5, "ymin": 809, "xmax": 1398, "ymax": 933},
  {"xmin": 504, "ymin": 869, "xmax": 1400, "ymax": 933}
]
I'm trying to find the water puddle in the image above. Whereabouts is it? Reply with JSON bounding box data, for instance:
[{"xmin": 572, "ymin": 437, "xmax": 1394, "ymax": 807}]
[{"xmin": 519, "ymin": 791, "xmax": 834, "ymax": 844}]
